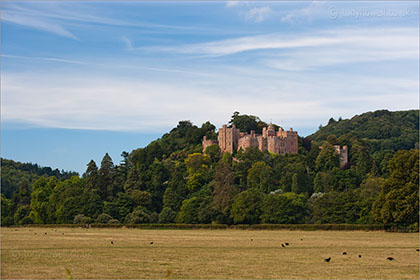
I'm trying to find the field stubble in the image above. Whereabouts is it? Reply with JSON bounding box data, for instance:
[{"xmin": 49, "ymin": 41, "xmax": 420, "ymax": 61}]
[{"xmin": 1, "ymin": 227, "xmax": 419, "ymax": 279}]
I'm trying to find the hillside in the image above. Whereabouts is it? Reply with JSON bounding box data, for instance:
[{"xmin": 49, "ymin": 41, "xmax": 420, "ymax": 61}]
[
  {"xmin": 0, "ymin": 158, "xmax": 78, "ymax": 198},
  {"xmin": 308, "ymin": 109, "xmax": 419, "ymax": 153},
  {"xmin": 2, "ymin": 110, "xmax": 418, "ymax": 230}
]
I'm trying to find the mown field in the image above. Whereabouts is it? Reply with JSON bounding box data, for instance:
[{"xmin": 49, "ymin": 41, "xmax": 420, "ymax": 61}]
[{"xmin": 1, "ymin": 227, "xmax": 419, "ymax": 279}]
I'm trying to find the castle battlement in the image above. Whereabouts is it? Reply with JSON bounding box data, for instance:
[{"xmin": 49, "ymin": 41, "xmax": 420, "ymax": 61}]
[{"xmin": 203, "ymin": 123, "xmax": 298, "ymax": 155}]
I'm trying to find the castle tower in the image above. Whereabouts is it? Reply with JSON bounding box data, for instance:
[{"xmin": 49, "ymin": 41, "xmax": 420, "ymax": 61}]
[{"xmin": 218, "ymin": 124, "xmax": 240, "ymax": 153}]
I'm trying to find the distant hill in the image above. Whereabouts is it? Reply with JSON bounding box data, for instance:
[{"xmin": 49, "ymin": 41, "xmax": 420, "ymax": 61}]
[
  {"xmin": 0, "ymin": 158, "xmax": 78, "ymax": 198},
  {"xmin": 308, "ymin": 109, "xmax": 419, "ymax": 153}
]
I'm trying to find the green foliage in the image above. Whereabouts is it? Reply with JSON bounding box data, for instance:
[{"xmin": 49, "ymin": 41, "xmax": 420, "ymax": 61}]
[
  {"xmin": 184, "ymin": 153, "xmax": 211, "ymax": 192},
  {"xmin": 247, "ymin": 161, "xmax": 274, "ymax": 193},
  {"xmin": 14, "ymin": 205, "xmax": 31, "ymax": 225},
  {"xmin": 229, "ymin": 111, "xmax": 267, "ymax": 134},
  {"xmin": 2, "ymin": 216, "xmax": 14, "ymax": 226},
  {"xmin": 103, "ymin": 192, "xmax": 133, "ymax": 222},
  {"xmin": 1, "ymin": 158, "xmax": 77, "ymax": 198},
  {"xmin": 1, "ymin": 194, "xmax": 12, "ymax": 223},
  {"xmin": 373, "ymin": 150, "xmax": 419, "ymax": 229},
  {"xmin": 316, "ymin": 142, "xmax": 340, "ymax": 171},
  {"xmin": 311, "ymin": 191, "xmax": 368, "ymax": 224},
  {"xmin": 212, "ymin": 162, "xmax": 239, "ymax": 223},
  {"xmin": 4, "ymin": 110, "xmax": 418, "ymax": 228},
  {"xmin": 30, "ymin": 177, "xmax": 58, "ymax": 224},
  {"xmin": 176, "ymin": 196, "xmax": 216, "ymax": 224},
  {"xmin": 205, "ymin": 144, "xmax": 222, "ymax": 163},
  {"xmin": 73, "ymin": 214, "xmax": 93, "ymax": 224},
  {"xmin": 124, "ymin": 207, "xmax": 157, "ymax": 224},
  {"xmin": 230, "ymin": 189, "xmax": 264, "ymax": 224},
  {"xmin": 158, "ymin": 207, "xmax": 177, "ymax": 224},
  {"xmin": 95, "ymin": 213, "xmax": 113, "ymax": 224},
  {"xmin": 261, "ymin": 193, "xmax": 309, "ymax": 224},
  {"xmin": 107, "ymin": 219, "xmax": 120, "ymax": 224},
  {"xmin": 309, "ymin": 109, "xmax": 419, "ymax": 153}
]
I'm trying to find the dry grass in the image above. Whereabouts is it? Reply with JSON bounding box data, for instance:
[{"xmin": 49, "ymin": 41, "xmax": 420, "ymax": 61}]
[{"xmin": 1, "ymin": 227, "xmax": 419, "ymax": 279}]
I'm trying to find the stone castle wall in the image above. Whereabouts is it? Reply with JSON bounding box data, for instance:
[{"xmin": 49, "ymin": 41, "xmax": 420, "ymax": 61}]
[{"xmin": 203, "ymin": 123, "xmax": 299, "ymax": 155}]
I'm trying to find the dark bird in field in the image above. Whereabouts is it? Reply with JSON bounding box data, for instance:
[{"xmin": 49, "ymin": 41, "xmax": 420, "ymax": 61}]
[
  {"xmin": 110, "ymin": 241, "xmax": 114, "ymax": 245},
  {"xmin": 387, "ymin": 257, "xmax": 394, "ymax": 261},
  {"xmin": 251, "ymin": 239, "xmax": 253, "ymax": 241},
  {"xmin": 416, "ymin": 249, "xmax": 419, "ymax": 252},
  {"xmin": 281, "ymin": 244, "xmax": 285, "ymax": 247},
  {"xmin": 325, "ymin": 257, "xmax": 331, "ymax": 262},
  {"xmin": 343, "ymin": 252, "xmax": 347, "ymax": 255},
  {"xmin": 45, "ymin": 232, "xmax": 47, "ymax": 235},
  {"xmin": 150, "ymin": 242, "xmax": 154, "ymax": 245},
  {"xmin": 285, "ymin": 243, "xmax": 289, "ymax": 246},
  {"xmin": 300, "ymin": 238, "xmax": 303, "ymax": 241},
  {"xmin": 358, "ymin": 255, "xmax": 362, "ymax": 258}
]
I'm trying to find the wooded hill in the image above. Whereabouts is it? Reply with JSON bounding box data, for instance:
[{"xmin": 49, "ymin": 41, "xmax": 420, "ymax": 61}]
[
  {"xmin": 1, "ymin": 109, "xmax": 418, "ymax": 230},
  {"xmin": 309, "ymin": 109, "xmax": 419, "ymax": 152}
]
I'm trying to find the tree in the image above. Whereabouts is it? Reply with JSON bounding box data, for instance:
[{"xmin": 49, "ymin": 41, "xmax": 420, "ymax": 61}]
[
  {"xmin": 124, "ymin": 207, "xmax": 157, "ymax": 224},
  {"xmin": 1, "ymin": 194, "xmax": 13, "ymax": 225},
  {"xmin": 247, "ymin": 161, "xmax": 274, "ymax": 193},
  {"xmin": 30, "ymin": 177, "xmax": 58, "ymax": 224},
  {"xmin": 98, "ymin": 153, "xmax": 116, "ymax": 200},
  {"xmin": 184, "ymin": 153, "xmax": 211, "ymax": 192},
  {"xmin": 261, "ymin": 193, "xmax": 309, "ymax": 224},
  {"xmin": 176, "ymin": 196, "xmax": 215, "ymax": 224},
  {"xmin": 229, "ymin": 112, "xmax": 265, "ymax": 134},
  {"xmin": 315, "ymin": 142, "xmax": 340, "ymax": 171},
  {"xmin": 373, "ymin": 149, "xmax": 419, "ymax": 229},
  {"xmin": 95, "ymin": 213, "xmax": 113, "ymax": 224},
  {"xmin": 230, "ymin": 189, "xmax": 264, "ymax": 224},
  {"xmin": 205, "ymin": 144, "xmax": 221, "ymax": 163},
  {"xmin": 213, "ymin": 162, "xmax": 239, "ymax": 223},
  {"xmin": 103, "ymin": 192, "xmax": 133, "ymax": 222},
  {"xmin": 311, "ymin": 191, "xmax": 361, "ymax": 224},
  {"xmin": 84, "ymin": 160, "xmax": 99, "ymax": 191},
  {"xmin": 14, "ymin": 205, "xmax": 32, "ymax": 225},
  {"xmin": 162, "ymin": 165, "xmax": 188, "ymax": 212},
  {"xmin": 129, "ymin": 190, "xmax": 152, "ymax": 208},
  {"xmin": 158, "ymin": 207, "xmax": 177, "ymax": 224}
]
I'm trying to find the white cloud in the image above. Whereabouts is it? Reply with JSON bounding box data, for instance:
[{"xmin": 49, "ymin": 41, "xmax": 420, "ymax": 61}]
[
  {"xmin": 2, "ymin": 66, "xmax": 417, "ymax": 134},
  {"xmin": 2, "ymin": 10, "xmax": 78, "ymax": 39},
  {"xmin": 281, "ymin": 1, "xmax": 327, "ymax": 22},
  {"xmin": 226, "ymin": 1, "xmax": 240, "ymax": 8},
  {"xmin": 155, "ymin": 27, "xmax": 418, "ymax": 68},
  {"xmin": 246, "ymin": 6, "xmax": 272, "ymax": 23}
]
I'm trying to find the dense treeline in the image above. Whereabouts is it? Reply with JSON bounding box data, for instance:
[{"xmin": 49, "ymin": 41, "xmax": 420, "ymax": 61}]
[
  {"xmin": 310, "ymin": 109, "xmax": 419, "ymax": 153},
  {"xmin": 1, "ymin": 110, "xmax": 418, "ymax": 231},
  {"xmin": 1, "ymin": 159, "xmax": 78, "ymax": 198}
]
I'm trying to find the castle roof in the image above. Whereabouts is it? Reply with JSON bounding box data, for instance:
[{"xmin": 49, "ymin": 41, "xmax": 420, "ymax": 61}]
[{"xmin": 268, "ymin": 122, "xmax": 275, "ymax": 131}]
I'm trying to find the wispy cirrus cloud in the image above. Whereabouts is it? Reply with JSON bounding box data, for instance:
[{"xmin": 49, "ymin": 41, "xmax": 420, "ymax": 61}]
[
  {"xmin": 1, "ymin": 54, "xmax": 87, "ymax": 65},
  {"xmin": 246, "ymin": 6, "xmax": 272, "ymax": 23},
  {"xmin": 2, "ymin": 2, "xmax": 201, "ymax": 40},
  {"xmin": 151, "ymin": 27, "xmax": 418, "ymax": 70},
  {"xmin": 2, "ymin": 10, "xmax": 79, "ymax": 39},
  {"xmin": 281, "ymin": 1, "xmax": 326, "ymax": 22}
]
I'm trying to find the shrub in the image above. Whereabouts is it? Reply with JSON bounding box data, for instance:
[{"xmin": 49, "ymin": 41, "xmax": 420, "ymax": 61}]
[
  {"xmin": 125, "ymin": 207, "xmax": 154, "ymax": 224},
  {"xmin": 1, "ymin": 216, "xmax": 14, "ymax": 226},
  {"xmin": 20, "ymin": 216, "xmax": 34, "ymax": 225},
  {"xmin": 107, "ymin": 219, "xmax": 120, "ymax": 224},
  {"xmin": 159, "ymin": 207, "xmax": 177, "ymax": 224},
  {"xmin": 73, "ymin": 214, "xmax": 92, "ymax": 224},
  {"xmin": 95, "ymin": 213, "xmax": 113, "ymax": 224}
]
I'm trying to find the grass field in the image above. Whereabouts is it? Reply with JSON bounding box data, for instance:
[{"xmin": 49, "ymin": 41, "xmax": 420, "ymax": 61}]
[{"xmin": 1, "ymin": 227, "xmax": 419, "ymax": 279}]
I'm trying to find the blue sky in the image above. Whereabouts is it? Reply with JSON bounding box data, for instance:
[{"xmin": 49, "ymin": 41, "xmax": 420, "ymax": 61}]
[{"xmin": 1, "ymin": 1, "xmax": 419, "ymax": 174}]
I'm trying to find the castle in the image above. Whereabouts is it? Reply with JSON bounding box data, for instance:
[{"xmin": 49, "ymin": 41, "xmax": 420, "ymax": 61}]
[
  {"xmin": 334, "ymin": 145, "xmax": 348, "ymax": 167},
  {"xmin": 202, "ymin": 123, "xmax": 299, "ymax": 155}
]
